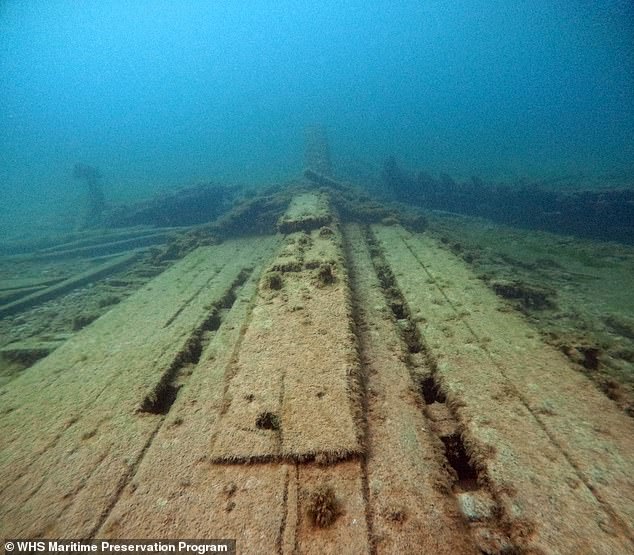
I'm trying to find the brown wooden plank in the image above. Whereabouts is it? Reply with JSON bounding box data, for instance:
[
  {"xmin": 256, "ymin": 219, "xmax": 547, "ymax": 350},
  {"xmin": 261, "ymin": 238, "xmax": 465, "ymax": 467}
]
[
  {"xmin": 375, "ymin": 224, "xmax": 634, "ymax": 554},
  {"xmin": 0, "ymin": 237, "xmax": 276, "ymax": 538},
  {"xmin": 344, "ymin": 223, "xmax": 477, "ymax": 554},
  {"xmin": 96, "ymin": 247, "xmax": 287, "ymax": 553},
  {"xmin": 210, "ymin": 217, "xmax": 362, "ymax": 463}
]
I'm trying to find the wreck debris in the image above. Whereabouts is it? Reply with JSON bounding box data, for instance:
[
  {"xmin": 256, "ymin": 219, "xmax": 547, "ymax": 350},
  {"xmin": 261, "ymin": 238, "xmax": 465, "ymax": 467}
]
[
  {"xmin": 103, "ymin": 183, "xmax": 234, "ymax": 228},
  {"xmin": 1, "ymin": 129, "xmax": 633, "ymax": 553},
  {"xmin": 381, "ymin": 156, "xmax": 634, "ymax": 243},
  {"xmin": 0, "ymin": 251, "xmax": 139, "ymax": 318}
]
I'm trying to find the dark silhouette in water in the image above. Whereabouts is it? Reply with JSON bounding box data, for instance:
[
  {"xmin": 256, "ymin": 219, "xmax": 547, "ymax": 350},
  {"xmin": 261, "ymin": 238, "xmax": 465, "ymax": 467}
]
[
  {"xmin": 73, "ymin": 163, "xmax": 105, "ymax": 228},
  {"xmin": 382, "ymin": 157, "xmax": 634, "ymax": 244},
  {"xmin": 102, "ymin": 183, "xmax": 234, "ymax": 228}
]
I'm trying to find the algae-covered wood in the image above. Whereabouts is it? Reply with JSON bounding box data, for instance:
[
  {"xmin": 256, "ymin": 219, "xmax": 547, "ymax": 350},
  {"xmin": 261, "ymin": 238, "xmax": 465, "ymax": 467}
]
[
  {"xmin": 374, "ymin": 224, "xmax": 634, "ymax": 554},
  {"xmin": 0, "ymin": 237, "xmax": 277, "ymax": 537}
]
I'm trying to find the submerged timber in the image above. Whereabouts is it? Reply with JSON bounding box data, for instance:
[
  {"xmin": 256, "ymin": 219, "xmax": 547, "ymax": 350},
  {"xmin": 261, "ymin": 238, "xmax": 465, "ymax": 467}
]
[{"xmin": 1, "ymin": 132, "xmax": 633, "ymax": 555}]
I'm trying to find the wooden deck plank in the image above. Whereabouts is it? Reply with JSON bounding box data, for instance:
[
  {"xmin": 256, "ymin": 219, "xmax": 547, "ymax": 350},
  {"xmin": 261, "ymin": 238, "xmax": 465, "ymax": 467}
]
[
  {"xmin": 295, "ymin": 461, "xmax": 370, "ymax": 555},
  {"xmin": 400, "ymin": 229, "xmax": 634, "ymax": 541},
  {"xmin": 344, "ymin": 224, "xmax": 477, "ymax": 554},
  {"xmin": 0, "ymin": 237, "xmax": 275, "ymax": 538},
  {"xmin": 96, "ymin": 238, "xmax": 285, "ymax": 553},
  {"xmin": 211, "ymin": 199, "xmax": 361, "ymax": 463},
  {"xmin": 374, "ymin": 225, "xmax": 634, "ymax": 554}
]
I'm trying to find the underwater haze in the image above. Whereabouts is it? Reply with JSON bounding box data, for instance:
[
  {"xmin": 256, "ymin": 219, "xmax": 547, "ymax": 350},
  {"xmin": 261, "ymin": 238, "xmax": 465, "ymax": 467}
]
[{"xmin": 1, "ymin": 0, "xmax": 633, "ymax": 234}]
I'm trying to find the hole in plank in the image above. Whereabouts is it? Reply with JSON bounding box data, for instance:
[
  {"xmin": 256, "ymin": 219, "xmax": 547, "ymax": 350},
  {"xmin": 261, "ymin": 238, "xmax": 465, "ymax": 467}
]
[
  {"xmin": 420, "ymin": 376, "xmax": 446, "ymax": 404},
  {"xmin": 441, "ymin": 433, "xmax": 479, "ymax": 491},
  {"xmin": 390, "ymin": 301, "xmax": 408, "ymax": 320},
  {"xmin": 139, "ymin": 267, "xmax": 254, "ymax": 417},
  {"xmin": 256, "ymin": 412, "xmax": 280, "ymax": 431},
  {"xmin": 220, "ymin": 290, "xmax": 237, "ymax": 309},
  {"xmin": 203, "ymin": 313, "xmax": 222, "ymax": 332},
  {"xmin": 403, "ymin": 328, "xmax": 423, "ymax": 353},
  {"xmin": 139, "ymin": 384, "xmax": 181, "ymax": 415}
]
